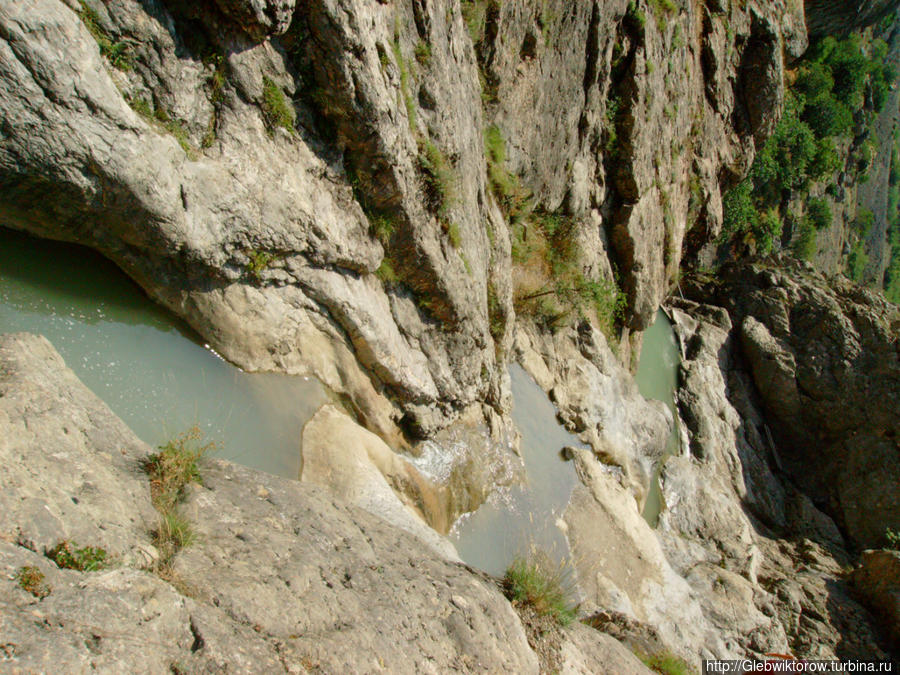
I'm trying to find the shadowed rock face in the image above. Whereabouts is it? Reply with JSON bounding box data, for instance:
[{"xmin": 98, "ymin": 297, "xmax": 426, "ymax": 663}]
[
  {"xmin": 692, "ymin": 257, "xmax": 900, "ymax": 550},
  {"xmin": 0, "ymin": 0, "xmax": 807, "ymax": 439},
  {"xmin": 805, "ymin": 0, "xmax": 900, "ymax": 37}
]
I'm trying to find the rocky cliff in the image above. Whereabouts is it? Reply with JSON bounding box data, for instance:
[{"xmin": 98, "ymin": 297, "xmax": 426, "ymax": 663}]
[
  {"xmin": 655, "ymin": 258, "xmax": 900, "ymax": 659},
  {"xmin": 685, "ymin": 257, "xmax": 900, "ymax": 549},
  {"xmin": 0, "ymin": 0, "xmax": 807, "ymax": 445},
  {"xmin": 3, "ymin": 0, "xmax": 900, "ymax": 669}
]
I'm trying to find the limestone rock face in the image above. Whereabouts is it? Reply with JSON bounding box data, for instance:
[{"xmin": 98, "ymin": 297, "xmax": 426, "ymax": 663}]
[
  {"xmin": 0, "ymin": 0, "xmax": 509, "ymax": 439},
  {"xmin": 0, "ymin": 331, "xmax": 545, "ymax": 672},
  {"xmin": 479, "ymin": 0, "xmax": 805, "ymax": 330},
  {"xmin": 805, "ymin": 0, "xmax": 900, "ymax": 37},
  {"xmin": 658, "ymin": 299, "xmax": 888, "ymax": 661},
  {"xmin": 0, "ymin": 332, "xmax": 158, "ymax": 570},
  {"xmin": 212, "ymin": 0, "xmax": 297, "ymax": 39},
  {"xmin": 0, "ymin": 0, "xmax": 809, "ymax": 442},
  {"xmin": 701, "ymin": 258, "xmax": 900, "ymax": 549}
]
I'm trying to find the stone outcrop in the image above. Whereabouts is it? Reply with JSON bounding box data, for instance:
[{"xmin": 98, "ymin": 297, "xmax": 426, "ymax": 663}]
[
  {"xmin": 805, "ymin": 0, "xmax": 900, "ymax": 37},
  {"xmin": 479, "ymin": 0, "xmax": 805, "ymax": 331},
  {"xmin": 0, "ymin": 331, "xmax": 659, "ymax": 673},
  {"xmin": 624, "ymin": 290, "xmax": 887, "ymax": 659},
  {"xmin": 853, "ymin": 549, "xmax": 900, "ymax": 649},
  {"xmin": 692, "ymin": 258, "xmax": 900, "ymax": 549}
]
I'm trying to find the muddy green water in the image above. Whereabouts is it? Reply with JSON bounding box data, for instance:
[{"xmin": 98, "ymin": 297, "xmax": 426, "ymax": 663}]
[
  {"xmin": 634, "ymin": 309, "xmax": 681, "ymax": 526},
  {"xmin": 0, "ymin": 227, "xmax": 328, "ymax": 478},
  {"xmin": 449, "ymin": 364, "xmax": 583, "ymax": 577}
]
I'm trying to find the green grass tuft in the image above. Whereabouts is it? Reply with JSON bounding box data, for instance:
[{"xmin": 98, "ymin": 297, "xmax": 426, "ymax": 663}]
[
  {"xmin": 886, "ymin": 527, "xmax": 900, "ymax": 550},
  {"xmin": 414, "ymin": 40, "xmax": 432, "ymax": 66},
  {"xmin": 144, "ymin": 427, "xmax": 213, "ymax": 515},
  {"xmin": 376, "ymin": 258, "xmax": 399, "ymax": 285},
  {"xmin": 143, "ymin": 427, "xmax": 215, "ymax": 568},
  {"xmin": 368, "ymin": 211, "xmax": 397, "ymax": 245},
  {"xmin": 418, "ymin": 137, "xmax": 458, "ymax": 219},
  {"xmin": 639, "ymin": 651, "xmax": 695, "ymax": 675},
  {"xmin": 261, "ymin": 77, "xmax": 296, "ymax": 135},
  {"xmin": 502, "ymin": 554, "xmax": 576, "ymax": 627},
  {"xmin": 154, "ymin": 511, "xmax": 196, "ymax": 556},
  {"xmin": 77, "ymin": 0, "xmax": 133, "ymax": 71},
  {"xmin": 246, "ymin": 250, "xmax": 275, "ymax": 281},
  {"xmin": 447, "ymin": 222, "xmax": 462, "ymax": 248}
]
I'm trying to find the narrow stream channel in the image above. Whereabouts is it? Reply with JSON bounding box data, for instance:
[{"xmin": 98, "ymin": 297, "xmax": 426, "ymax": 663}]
[
  {"xmin": 449, "ymin": 364, "xmax": 583, "ymax": 577},
  {"xmin": 0, "ymin": 227, "xmax": 328, "ymax": 478},
  {"xmin": 634, "ymin": 309, "xmax": 682, "ymax": 527}
]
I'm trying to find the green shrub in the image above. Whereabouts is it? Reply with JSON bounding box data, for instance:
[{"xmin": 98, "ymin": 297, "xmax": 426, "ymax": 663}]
[
  {"xmin": 639, "ymin": 651, "xmax": 695, "ymax": 675},
  {"xmin": 886, "ymin": 527, "xmax": 900, "ymax": 550},
  {"xmin": 461, "ymin": 0, "xmax": 489, "ymax": 45},
  {"xmin": 649, "ymin": 0, "xmax": 676, "ymax": 29},
  {"xmin": 144, "ymin": 427, "xmax": 213, "ymax": 515},
  {"xmin": 806, "ymin": 197, "xmax": 832, "ymax": 231},
  {"xmin": 414, "ymin": 40, "xmax": 432, "ymax": 65},
  {"xmin": 47, "ymin": 541, "xmax": 109, "ymax": 572},
  {"xmin": 484, "ymin": 125, "xmax": 531, "ymax": 220},
  {"xmin": 246, "ymin": 250, "xmax": 275, "ymax": 281},
  {"xmin": 847, "ymin": 240, "xmax": 869, "ymax": 282},
  {"xmin": 77, "ymin": 0, "xmax": 133, "ymax": 71},
  {"xmin": 793, "ymin": 223, "xmax": 817, "ymax": 261},
  {"xmin": 369, "ymin": 211, "xmax": 397, "ymax": 244},
  {"xmin": 626, "ymin": 1, "xmax": 647, "ymax": 30},
  {"xmin": 418, "ymin": 138, "xmax": 457, "ymax": 219},
  {"xmin": 447, "ymin": 221, "xmax": 462, "ymax": 248},
  {"xmin": 261, "ymin": 77, "xmax": 296, "ymax": 134},
  {"xmin": 391, "ymin": 32, "xmax": 417, "ymax": 132},
  {"xmin": 855, "ymin": 208, "xmax": 874, "ymax": 237},
  {"xmin": 16, "ymin": 566, "xmax": 51, "ymax": 598},
  {"xmin": 502, "ymin": 554, "xmax": 575, "ymax": 626},
  {"xmin": 143, "ymin": 428, "xmax": 215, "ymax": 567},
  {"xmin": 376, "ymin": 258, "xmax": 399, "ymax": 285}
]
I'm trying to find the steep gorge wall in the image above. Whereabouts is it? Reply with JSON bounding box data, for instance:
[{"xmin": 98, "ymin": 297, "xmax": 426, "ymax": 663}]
[{"xmin": 0, "ymin": 0, "xmax": 805, "ymax": 445}]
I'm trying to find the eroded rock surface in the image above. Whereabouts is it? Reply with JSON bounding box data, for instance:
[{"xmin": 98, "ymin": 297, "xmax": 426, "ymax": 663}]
[
  {"xmin": 0, "ymin": 331, "xmax": 658, "ymax": 672},
  {"xmin": 696, "ymin": 258, "xmax": 900, "ymax": 549},
  {"xmin": 0, "ymin": 0, "xmax": 808, "ymax": 443}
]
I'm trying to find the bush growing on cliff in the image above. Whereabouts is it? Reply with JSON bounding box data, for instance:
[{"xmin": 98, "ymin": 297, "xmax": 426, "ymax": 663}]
[
  {"xmin": 793, "ymin": 222, "xmax": 818, "ymax": 261},
  {"xmin": 722, "ymin": 33, "xmax": 895, "ymax": 260},
  {"xmin": 886, "ymin": 527, "xmax": 900, "ymax": 550},
  {"xmin": 847, "ymin": 240, "xmax": 869, "ymax": 282},
  {"xmin": 512, "ymin": 209, "xmax": 625, "ymax": 337},
  {"xmin": 806, "ymin": 197, "xmax": 832, "ymax": 231},
  {"xmin": 77, "ymin": 0, "xmax": 133, "ymax": 71},
  {"xmin": 502, "ymin": 554, "xmax": 575, "ymax": 626},
  {"xmin": 418, "ymin": 137, "xmax": 458, "ymax": 220}
]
